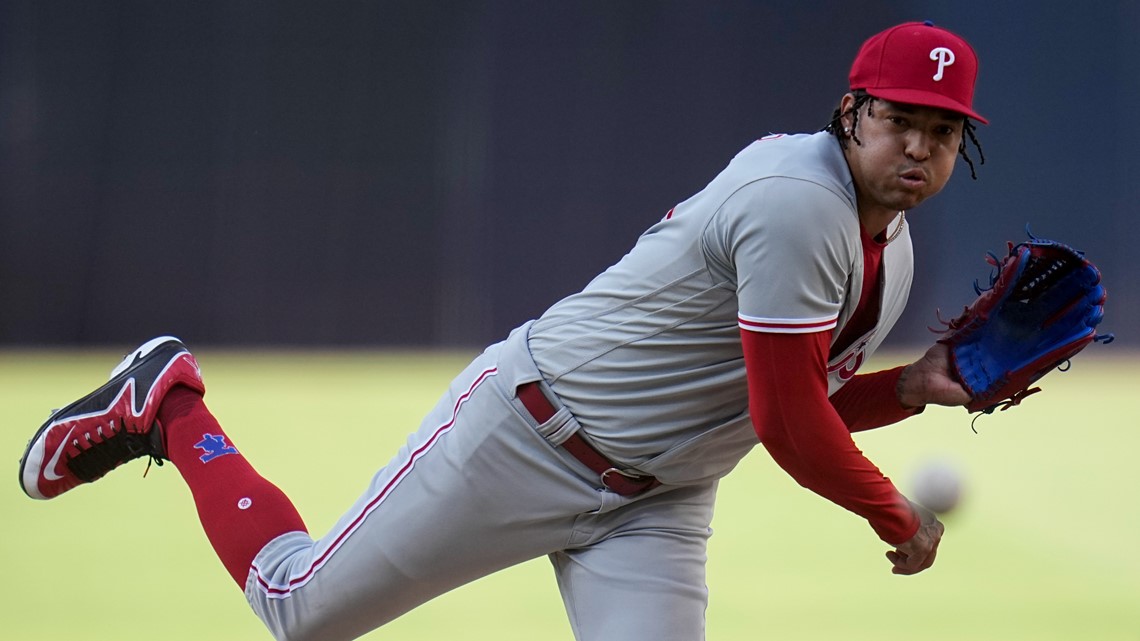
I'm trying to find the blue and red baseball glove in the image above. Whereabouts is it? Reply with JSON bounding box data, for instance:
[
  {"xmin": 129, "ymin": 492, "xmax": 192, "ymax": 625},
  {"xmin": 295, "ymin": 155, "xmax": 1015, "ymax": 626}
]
[{"xmin": 936, "ymin": 230, "xmax": 1114, "ymax": 414}]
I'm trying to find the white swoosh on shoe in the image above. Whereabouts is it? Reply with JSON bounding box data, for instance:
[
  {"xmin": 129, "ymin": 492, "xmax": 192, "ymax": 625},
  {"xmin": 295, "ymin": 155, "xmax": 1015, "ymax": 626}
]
[{"xmin": 42, "ymin": 426, "xmax": 76, "ymax": 482}]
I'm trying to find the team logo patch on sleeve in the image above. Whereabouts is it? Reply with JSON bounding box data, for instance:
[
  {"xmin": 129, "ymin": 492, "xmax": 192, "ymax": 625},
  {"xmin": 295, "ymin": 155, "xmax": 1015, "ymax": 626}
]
[{"xmin": 194, "ymin": 433, "xmax": 239, "ymax": 463}]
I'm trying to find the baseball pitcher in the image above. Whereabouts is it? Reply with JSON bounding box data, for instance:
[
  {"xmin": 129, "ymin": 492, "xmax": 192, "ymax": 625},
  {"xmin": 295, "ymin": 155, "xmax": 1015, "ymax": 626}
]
[{"xmin": 24, "ymin": 21, "xmax": 1106, "ymax": 641}]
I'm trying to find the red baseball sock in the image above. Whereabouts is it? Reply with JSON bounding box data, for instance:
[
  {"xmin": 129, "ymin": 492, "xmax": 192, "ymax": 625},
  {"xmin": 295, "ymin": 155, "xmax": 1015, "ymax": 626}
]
[{"xmin": 158, "ymin": 386, "xmax": 308, "ymax": 587}]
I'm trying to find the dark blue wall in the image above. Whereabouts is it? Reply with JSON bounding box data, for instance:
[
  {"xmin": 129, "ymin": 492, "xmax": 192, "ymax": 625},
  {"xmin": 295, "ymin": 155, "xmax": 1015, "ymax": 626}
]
[{"xmin": 0, "ymin": 1, "xmax": 1133, "ymax": 347}]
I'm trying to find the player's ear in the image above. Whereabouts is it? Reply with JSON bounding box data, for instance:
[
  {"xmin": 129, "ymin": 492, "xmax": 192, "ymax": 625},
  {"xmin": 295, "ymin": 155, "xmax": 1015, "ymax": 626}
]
[{"xmin": 838, "ymin": 93, "xmax": 858, "ymax": 134}]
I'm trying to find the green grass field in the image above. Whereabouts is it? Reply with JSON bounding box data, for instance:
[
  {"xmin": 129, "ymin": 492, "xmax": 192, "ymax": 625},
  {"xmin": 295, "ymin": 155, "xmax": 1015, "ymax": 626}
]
[{"xmin": 4, "ymin": 348, "xmax": 1137, "ymax": 640}]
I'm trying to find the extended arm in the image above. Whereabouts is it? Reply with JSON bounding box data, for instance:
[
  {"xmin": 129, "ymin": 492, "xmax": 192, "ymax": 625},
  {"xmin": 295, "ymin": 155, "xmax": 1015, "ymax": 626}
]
[{"xmin": 742, "ymin": 329, "xmax": 946, "ymax": 574}]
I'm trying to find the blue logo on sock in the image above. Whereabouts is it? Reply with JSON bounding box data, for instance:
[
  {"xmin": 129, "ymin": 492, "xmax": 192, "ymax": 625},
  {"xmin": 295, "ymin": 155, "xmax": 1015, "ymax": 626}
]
[{"xmin": 194, "ymin": 433, "xmax": 238, "ymax": 463}]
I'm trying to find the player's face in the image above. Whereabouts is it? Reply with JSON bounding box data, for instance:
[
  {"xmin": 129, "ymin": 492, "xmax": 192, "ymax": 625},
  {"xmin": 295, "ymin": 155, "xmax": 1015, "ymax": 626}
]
[{"xmin": 841, "ymin": 96, "xmax": 965, "ymax": 219}]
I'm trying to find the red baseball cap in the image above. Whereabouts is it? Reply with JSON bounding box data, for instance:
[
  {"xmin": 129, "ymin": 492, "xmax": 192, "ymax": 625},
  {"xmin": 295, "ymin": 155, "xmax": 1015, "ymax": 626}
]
[{"xmin": 849, "ymin": 21, "xmax": 987, "ymax": 124}]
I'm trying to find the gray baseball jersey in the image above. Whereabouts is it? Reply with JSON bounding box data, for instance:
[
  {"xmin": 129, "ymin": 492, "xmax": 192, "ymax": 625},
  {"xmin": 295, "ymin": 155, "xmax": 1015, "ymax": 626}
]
[{"xmin": 528, "ymin": 130, "xmax": 913, "ymax": 485}]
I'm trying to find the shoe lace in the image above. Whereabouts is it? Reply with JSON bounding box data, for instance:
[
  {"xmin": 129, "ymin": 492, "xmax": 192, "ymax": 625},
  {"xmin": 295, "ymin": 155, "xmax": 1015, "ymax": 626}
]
[{"xmin": 66, "ymin": 420, "xmax": 164, "ymax": 483}]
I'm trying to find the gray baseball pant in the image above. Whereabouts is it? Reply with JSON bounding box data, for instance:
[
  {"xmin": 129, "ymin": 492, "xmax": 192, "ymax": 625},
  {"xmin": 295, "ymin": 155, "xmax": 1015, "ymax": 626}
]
[{"xmin": 244, "ymin": 326, "xmax": 718, "ymax": 641}]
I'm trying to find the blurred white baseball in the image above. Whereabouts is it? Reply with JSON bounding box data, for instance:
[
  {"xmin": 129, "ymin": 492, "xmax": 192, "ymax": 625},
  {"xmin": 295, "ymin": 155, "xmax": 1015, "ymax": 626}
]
[{"xmin": 910, "ymin": 459, "xmax": 964, "ymax": 514}]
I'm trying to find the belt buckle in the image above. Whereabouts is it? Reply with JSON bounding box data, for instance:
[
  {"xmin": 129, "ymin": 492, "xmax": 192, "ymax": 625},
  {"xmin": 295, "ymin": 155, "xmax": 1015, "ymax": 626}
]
[{"xmin": 600, "ymin": 467, "xmax": 642, "ymax": 492}]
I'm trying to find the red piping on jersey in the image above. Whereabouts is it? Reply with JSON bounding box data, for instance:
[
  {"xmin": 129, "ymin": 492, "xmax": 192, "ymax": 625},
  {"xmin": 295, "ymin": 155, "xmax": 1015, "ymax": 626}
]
[
  {"xmin": 738, "ymin": 315, "xmax": 838, "ymax": 332},
  {"xmin": 252, "ymin": 366, "xmax": 499, "ymax": 598}
]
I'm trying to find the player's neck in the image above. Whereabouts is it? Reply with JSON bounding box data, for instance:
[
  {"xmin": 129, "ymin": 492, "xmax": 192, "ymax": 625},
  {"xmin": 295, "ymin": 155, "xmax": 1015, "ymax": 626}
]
[{"xmin": 858, "ymin": 207, "xmax": 903, "ymax": 240}]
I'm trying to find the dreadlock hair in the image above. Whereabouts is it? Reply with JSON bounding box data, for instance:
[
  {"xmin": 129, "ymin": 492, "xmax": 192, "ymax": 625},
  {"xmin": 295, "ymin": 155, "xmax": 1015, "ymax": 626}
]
[
  {"xmin": 959, "ymin": 119, "xmax": 984, "ymax": 179},
  {"xmin": 823, "ymin": 90, "xmax": 875, "ymax": 150},
  {"xmin": 822, "ymin": 90, "xmax": 986, "ymax": 179}
]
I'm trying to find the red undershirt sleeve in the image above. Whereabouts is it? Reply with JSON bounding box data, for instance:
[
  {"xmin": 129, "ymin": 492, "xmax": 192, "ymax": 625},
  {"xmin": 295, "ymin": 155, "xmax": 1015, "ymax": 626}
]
[
  {"xmin": 829, "ymin": 366, "xmax": 924, "ymax": 433},
  {"xmin": 741, "ymin": 328, "xmax": 919, "ymax": 545}
]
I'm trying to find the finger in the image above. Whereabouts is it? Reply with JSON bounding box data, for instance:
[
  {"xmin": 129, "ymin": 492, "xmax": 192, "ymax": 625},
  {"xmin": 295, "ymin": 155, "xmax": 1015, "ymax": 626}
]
[
  {"xmin": 886, "ymin": 549, "xmax": 914, "ymax": 574},
  {"xmin": 895, "ymin": 561, "xmax": 921, "ymax": 575},
  {"xmin": 892, "ymin": 558, "xmax": 923, "ymax": 575},
  {"xmin": 902, "ymin": 544, "xmax": 939, "ymax": 575},
  {"xmin": 887, "ymin": 545, "xmax": 933, "ymax": 576}
]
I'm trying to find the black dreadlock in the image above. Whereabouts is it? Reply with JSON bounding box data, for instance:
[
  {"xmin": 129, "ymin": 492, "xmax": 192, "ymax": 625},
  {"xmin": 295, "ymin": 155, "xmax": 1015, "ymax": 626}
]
[
  {"xmin": 823, "ymin": 90, "xmax": 875, "ymax": 150},
  {"xmin": 822, "ymin": 90, "xmax": 986, "ymax": 179},
  {"xmin": 959, "ymin": 119, "xmax": 984, "ymax": 179}
]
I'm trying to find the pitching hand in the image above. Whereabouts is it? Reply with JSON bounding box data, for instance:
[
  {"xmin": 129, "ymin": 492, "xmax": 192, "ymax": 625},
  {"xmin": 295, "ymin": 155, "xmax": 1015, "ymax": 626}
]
[{"xmin": 887, "ymin": 500, "xmax": 944, "ymax": 575}]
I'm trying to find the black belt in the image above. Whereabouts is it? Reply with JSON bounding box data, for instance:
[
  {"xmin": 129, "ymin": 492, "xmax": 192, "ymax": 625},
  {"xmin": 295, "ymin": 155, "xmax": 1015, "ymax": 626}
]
[{"xmin": 516, "ymin": 381, "xmax": 661, "ymax": 497}]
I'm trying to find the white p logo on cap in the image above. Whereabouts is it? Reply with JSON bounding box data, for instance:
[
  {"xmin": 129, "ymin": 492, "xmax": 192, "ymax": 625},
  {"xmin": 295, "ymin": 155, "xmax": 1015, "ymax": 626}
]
[{"xmin": 930, "ymin": 47, "xmax": 956, "ymax": 81}]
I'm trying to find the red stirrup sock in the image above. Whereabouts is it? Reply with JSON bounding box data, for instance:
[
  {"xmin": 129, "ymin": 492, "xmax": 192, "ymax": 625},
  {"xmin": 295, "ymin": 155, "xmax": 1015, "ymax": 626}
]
[{"xmin": 158, "ymin": 386, "xmax": 308, "ymax": 587}]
